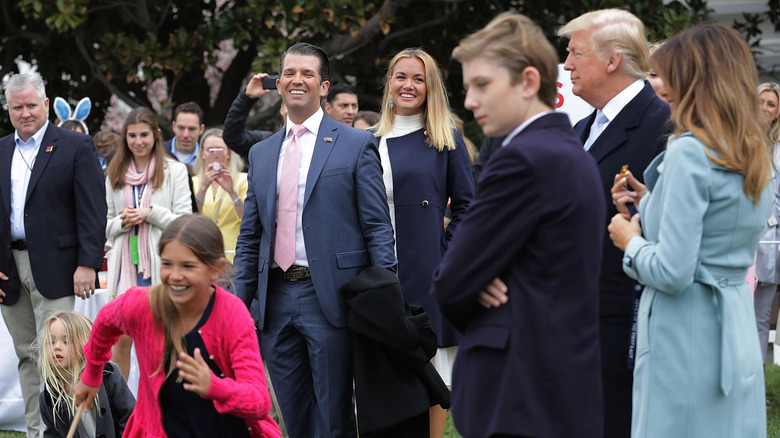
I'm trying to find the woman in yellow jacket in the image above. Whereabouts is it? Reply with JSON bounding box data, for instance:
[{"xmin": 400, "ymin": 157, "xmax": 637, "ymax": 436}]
[{"xmin": 192, "ymin": 128, "xmax": 248, "ymax": 264}]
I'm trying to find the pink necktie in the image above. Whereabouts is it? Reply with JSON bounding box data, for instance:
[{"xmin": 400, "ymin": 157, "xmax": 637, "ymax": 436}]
[{"xmin": 275, "ymin": 125, "xmax": 307, "ymax": 271}]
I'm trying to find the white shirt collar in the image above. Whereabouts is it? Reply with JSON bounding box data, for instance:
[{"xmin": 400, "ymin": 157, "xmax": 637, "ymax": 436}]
[
  {"xmin": 601, "ymin": 79, "xmax": 645, "ymax": 122},
  {"xmin": 502, "ymin": 110, "xmax": 555, "ymax": 147},
  {"xmin": 15, "ymin": 120, "xmax": 49, "ymax": 148},
  {"xmin": 287, "ymin": 108, "xmax": 324, "ymax": 137}
]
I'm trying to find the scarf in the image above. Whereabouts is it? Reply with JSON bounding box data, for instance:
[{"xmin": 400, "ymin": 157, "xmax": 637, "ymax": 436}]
[{"xmin": 116, "ymin": 156, "xmax": 155, "ymax": 296}]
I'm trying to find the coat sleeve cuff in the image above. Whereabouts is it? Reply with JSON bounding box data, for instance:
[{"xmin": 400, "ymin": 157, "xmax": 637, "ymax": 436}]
[
  {"xmin": 81, "ymin": 360, "xmax": 105, "ymax": 387},
  {"xmin": 622, "ymin": 236, "xmax": 647, "ymax": 279}
]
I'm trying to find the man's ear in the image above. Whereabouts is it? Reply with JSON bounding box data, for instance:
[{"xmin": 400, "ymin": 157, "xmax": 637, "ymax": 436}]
[
  {"xmin": 606, "ymin": 52, "xmax": 623, "ymax": 74},
  {"xmin": 323, "ymin": 102, "xmax": 332, "ymax": 115}
]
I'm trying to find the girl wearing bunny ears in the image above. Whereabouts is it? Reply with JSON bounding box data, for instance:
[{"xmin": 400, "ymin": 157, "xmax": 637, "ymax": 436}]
[{"xmin": 54, "ymin": 96, "xmax": 91, "ymax": 134}]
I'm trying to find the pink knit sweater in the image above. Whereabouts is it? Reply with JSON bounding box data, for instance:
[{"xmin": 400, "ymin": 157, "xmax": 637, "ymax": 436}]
[{"xmin": 83, "ymin": 285, "xmax": 280, "ymax": 438}]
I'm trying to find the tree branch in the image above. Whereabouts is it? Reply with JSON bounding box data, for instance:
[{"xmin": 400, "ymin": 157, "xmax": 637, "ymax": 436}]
[
  {"xmin": 321, "ymin": 0, "xmax": 405, "ymax": 57},
  {"xmin": 74, "ymin": 31, "xmax": 148, "ymax": 108}
]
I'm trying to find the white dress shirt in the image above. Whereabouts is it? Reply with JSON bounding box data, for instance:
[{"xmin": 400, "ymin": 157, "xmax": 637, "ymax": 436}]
[
  {"xmin": 275, "ymin": 108, "xmax": 324, "ymax": 268},
  {"xmin": 10, "ymin": 120, "xmax": 49, "ymax": 241},
  {"xmin": 584, "ymin": 79, "xmax": 645, "ymax": 150}
]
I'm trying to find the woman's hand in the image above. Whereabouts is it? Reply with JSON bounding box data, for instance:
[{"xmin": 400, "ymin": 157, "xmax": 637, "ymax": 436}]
[
  {"xmin": 215, "ymin": 171, "xmax": 234, "ymax": 195},
  {"xmin": 611, "ymin": 170, "xmax": 647, "ymax": 215},
  {"xmin": 74, "ymin": 380, "xmax": 100, "ymax": 413},
  {"xmin": 477, "ymin": 277, "xmax": 508, "ymax": 308},
  {"xmin": 119, "ymin": 207, "xmax": 151, "ymax": 227},
  {"xmin": 608, "ymin": 212, "xmax": 642, "ymax": 251},
  {"xmin": 177, "ymin": 348, "xmax": 212, "ymax": 396}
]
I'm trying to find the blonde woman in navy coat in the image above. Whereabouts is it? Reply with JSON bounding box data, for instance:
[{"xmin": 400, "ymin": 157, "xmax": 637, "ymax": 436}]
[{"xmin": 373, "ymin": 47, "xmax": 474, "ymax": 436}]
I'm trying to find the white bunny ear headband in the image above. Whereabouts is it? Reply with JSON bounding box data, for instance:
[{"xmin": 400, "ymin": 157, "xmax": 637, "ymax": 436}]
[{"xmin": 54, "ymin": 96, "xmax": 91, "ymax": 134}]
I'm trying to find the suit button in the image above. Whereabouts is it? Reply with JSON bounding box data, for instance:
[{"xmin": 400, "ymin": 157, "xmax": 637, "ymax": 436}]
[{"xmin": 421, "ymin": 200, "xmax": 429, "ymax": 207}]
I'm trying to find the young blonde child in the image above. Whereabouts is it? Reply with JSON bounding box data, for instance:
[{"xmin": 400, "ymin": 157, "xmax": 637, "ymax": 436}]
[
  {"xmin": 75, "ymin": 215, "xmax": 280, "ymax": 438},
  {"xmin": 37, "ymin": 311, "xmax": 135, "ymax": 438}
]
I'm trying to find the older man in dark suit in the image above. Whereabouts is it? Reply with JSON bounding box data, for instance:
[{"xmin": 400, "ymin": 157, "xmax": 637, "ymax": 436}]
[
  {"xmin": 233, "ymin": 42, "xmax": 396, "ymax": 438},
  {"xmin": 0, "ymin": 72, "xmax": 106, "ymax": 437},
  {"xmin": 557, "ymin": 9, "xmax": 671, "ymax": 437},
  {"xmin": 433, "ymin": 13, "xmax": 605, "ymax": 437}
]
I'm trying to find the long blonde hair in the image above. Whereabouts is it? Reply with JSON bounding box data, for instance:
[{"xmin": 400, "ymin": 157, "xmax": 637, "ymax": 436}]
[
  {"xmin": 150, "ymin": 215, "xmax": 226, "ymax": 377},
  {"xmin": 374, "ymin": 48, "xmax": 456, "ymax": 151},
  {"xmin": 194, "ymin": 128, "xmax": 244, "ymax": 183},
  {"xmin": 759, "ymin": 82, "xmax": 780, "ymax": 144},
  {"xmin": 651, "ymin": 23, "xmax": 770, "ymax": 204},
  {"xmin": 35, "ymin": 312, "xmax": 97, "ymax": 422}
]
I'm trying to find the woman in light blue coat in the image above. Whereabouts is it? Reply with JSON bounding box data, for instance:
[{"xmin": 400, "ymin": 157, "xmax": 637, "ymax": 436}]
[{"xmin": 608, "ymin": 24, "xmax": 773, "ymax": 437}]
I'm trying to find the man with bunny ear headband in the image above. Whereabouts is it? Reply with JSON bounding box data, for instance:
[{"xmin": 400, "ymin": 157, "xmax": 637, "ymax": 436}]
[
  {"xmin": 0, "ymin": 72, "xmax": 106, "ymax": 438},
  {"xmin": 54, "ymin": 96, "xmax": 91, "ymax": 134}
]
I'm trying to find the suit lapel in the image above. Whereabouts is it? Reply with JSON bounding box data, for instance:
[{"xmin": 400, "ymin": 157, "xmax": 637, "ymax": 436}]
[
  {"xmin": 587, "ymin": 83, "xmax": 654, "ymax": 164},
  {"xmin": 576, "ymin": 111, "xmax": 596, "ymax": 143},
  {"xmin": 0, "ymin": 136, "xmax": 13, "ymax": 216},
  {"xmin": 26, "ymin": 124, "xmax": 56, "ymax": 201},
  {"xmin": 304, "ymin": 117, "xmax": 338, "ymax": 208},
  {"xmin": 260, "ymin": 130, "xmax": 285, "ymax": 226}
]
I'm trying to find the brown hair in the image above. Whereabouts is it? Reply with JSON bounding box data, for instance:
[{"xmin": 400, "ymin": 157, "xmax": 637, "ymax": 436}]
[
  {"xmin": 150, "ymin": 215, "xmax": 226, "ymax": 377},
  {"xmin": 651, "ymin": 23, "xmax": 770, "ymax": 204},
  {"xmin": 106, "ymin": 107, "xmax": 167, "ymax": 190},
  {"xmin": 453, "ymin": 12, "xmax": 559, "ymax": 108}
]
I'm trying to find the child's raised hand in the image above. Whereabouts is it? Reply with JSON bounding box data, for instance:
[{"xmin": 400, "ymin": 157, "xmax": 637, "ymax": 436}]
[
  {"xmin": 177, "ymin": 348, "xmax": 212, "ymax": 396},
  {"xmin": 74, "ymin": 380, "xmax": 100, "ymax": 413}
]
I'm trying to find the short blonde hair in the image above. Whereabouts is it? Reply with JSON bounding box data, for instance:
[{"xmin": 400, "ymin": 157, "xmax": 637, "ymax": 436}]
[
  {"xmin": 452, "ymin": 12, "xmax": 559, "ymax": 108},
  {"xmin": 557, "ymin": 9, "xmax": 648, "ymax": 79},
  {"xmin": 374, "ymin": 48, "xmax": 456, "ymax": 152}
]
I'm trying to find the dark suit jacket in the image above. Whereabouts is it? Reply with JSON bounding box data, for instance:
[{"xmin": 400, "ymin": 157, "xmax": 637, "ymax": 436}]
[
  {"xmin": 223, "ymin": 90, "xmax": 275, "ymax": 158},
  {"xmin": 40, "ymin": 363, "xmax": 135, "ymax": 438},
  {"xmin": 431, "ymin": 112, "xmax": 605, "ymax": 438},
  {"xmin": 233, "ymin": 113, "xmax": 397, "ymax": 329},
  {"xmin": 0, "ymin": 123, "xmax": 106, "ymax": 304},
  {"xmin": 574, "ymin": 81, "xmax": 670, "ymax": 316},
  {"xmin": 161, "ymin": 137, "xmax": 198, "ymax": 213},
  {"xmin": 386, "ymin": 128, "xmax": 474, "ymax": 347},
  {"xmin": 472, "ymin": 135, "xmax": 503, "ymax": 183},
  {"xmin": 342, "ymin": 266, "xmax": 449, "ymax": 433}
]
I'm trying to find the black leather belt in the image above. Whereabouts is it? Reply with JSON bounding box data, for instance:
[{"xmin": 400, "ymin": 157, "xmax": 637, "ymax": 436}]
[
  {"xmin": 271, "ymin": 265, "xmax": 311, "ymax": 281},
  {"xmin": 11, "ymin": 240, "xmax": 28, "ymax": 251}
]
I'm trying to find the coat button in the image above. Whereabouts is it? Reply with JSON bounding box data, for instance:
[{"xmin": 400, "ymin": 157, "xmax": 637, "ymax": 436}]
[
  {"xmin": 422, "ymin": 200, "xmax": 429, "ymax": 207},
  {"xmin": 209, "ymin": 354, "xmax": 215, "ymax": 360}
]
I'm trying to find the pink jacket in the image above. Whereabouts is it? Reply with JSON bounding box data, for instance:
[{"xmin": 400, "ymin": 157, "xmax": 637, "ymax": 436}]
[{"xmin": 83, "ymin": 285, "xmax": 280, "ymax": 438}]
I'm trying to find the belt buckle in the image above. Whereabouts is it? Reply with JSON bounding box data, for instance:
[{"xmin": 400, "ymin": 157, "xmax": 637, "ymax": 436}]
[{"xmin": 285, "ymin": 266, "xmax": 309, "ymax": 281}]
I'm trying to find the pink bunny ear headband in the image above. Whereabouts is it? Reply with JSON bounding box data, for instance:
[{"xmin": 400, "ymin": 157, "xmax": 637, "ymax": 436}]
[{"xmin": 54, "ymin": 96, "xmax": 92, "ymax": 134}]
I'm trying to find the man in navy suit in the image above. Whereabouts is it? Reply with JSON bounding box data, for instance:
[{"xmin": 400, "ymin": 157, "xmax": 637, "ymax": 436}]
[
  {"xmin": 557, "ymin": 9, "xmax": 671, "ymax": 437},
  {"xmin": 233, "ymin": 42, "xmax": 396, "ymax": 438},
  {"xmin": 433, "ymin": 13, "xmax": 605, "ymax": 437},
  {"xmin": 0, "ymin": 72, "xmax": 106, "ymax": 437}
]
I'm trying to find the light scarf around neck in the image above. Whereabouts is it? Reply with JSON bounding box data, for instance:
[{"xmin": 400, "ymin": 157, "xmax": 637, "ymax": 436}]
[{"xmin": 116, "ymin": 156, "xmax": 156, "ymax": 296}]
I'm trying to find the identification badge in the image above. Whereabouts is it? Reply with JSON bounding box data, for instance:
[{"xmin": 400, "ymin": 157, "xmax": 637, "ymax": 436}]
[
  {"xmin": 129, "ymin": 235, "xmax": 139, "ymax": 265},
  {"xmin": 769, "ymin": 214, "xmax": 778, "ymax": 227}
]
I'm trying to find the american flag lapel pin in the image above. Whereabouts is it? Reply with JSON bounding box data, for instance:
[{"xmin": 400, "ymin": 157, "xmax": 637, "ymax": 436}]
[
  {"xmin": 45, "ymin": 146, "xmax": 54, "ymax": 152},
  {"xmin": 324, "ymin": 137, "xmax": 333, "ymax": 143}
]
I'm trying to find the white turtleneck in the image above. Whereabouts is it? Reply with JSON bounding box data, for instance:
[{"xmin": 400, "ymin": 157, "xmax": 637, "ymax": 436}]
[{"xmin": 378, "ymin": 113, "xmax": 424, "ymax": 255}]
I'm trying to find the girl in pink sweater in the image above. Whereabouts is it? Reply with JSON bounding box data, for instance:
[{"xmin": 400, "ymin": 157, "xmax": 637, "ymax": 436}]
[{"xmin": 75, "ymin": 215, "xmax": 280, "ymax": 438}]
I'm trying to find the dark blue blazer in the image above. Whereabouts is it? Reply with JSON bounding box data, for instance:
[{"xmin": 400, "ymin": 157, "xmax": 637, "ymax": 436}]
[
  {"xmin": 574, "ymin": 81, "xmax": 670, "ymax": 316},
  {"xmin": 233, "ymin": 114, "xmax": 397, "ymax": 329},
  {"xmin": 386, "ymin": 128, "xmax": 473, "ymax": 347},
  {"xmin": 0, "ymin": 123, "xmax": 106, "ymax": 304},
  {"xmin": 431, "ymin": 113, "xmax": 605, "ymax": 437}
]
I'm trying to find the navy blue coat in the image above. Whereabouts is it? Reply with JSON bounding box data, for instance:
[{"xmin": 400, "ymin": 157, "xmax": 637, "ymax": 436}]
[
  {"xmin": 432, "ymin": 112, "xmax": 605, "ymax": 438},
  {"xmin": 574, "ymin": 81, "xmax": 670, "ymax": 438},
  {"xmin": 386, "ymin": 128, "xmax": 474, "ymax": 347},
  {"xmin": 0, "ymin": 123, "xmax": 106, "ymax": 303}
]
